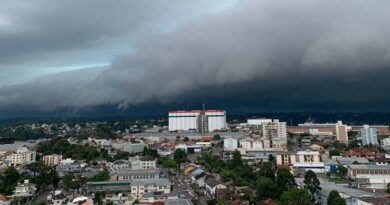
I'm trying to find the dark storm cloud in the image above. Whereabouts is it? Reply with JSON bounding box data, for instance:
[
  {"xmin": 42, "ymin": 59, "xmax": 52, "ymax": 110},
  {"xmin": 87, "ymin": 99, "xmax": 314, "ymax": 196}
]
[{"xmin": 1, "ymin": 0, "xmax": 390, "ymax": 113}]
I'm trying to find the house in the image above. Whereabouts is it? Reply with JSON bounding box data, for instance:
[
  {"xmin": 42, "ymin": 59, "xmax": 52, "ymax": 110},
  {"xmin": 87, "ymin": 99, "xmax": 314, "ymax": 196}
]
[
  {"xmin": 224, "ymin": 138, "xmax": 239, "ymax": 151},
  {"xmin": 6, "ymin": 147, "xmax": 36, "ymax": 166},
  {"xmin": 205, "ymin": 178, "xmax": 227, "ymax": 198},
  {"xmin": 13, "ymin": 180, "xmax": 37, "ymax": 197},
  {"xmin": 0, "ymin": 195, "xmax": 10, "ymax": 205}
]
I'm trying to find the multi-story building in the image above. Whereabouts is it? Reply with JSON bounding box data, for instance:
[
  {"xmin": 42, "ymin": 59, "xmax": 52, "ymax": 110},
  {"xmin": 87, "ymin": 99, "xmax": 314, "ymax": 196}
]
[
  {"xmin": 168, "ymin": 110, "xmax": 226, "ymax": 132},
  {"xmin": 276, "ymin": 151, "xmax": 321, "ymax": 165},
  {"xmin": 262, "ymin": 119, "xmax": 287, "ymax": 139},
  {"xmin": 130, "ymin": 179, "xmax": 171, "ymax": 198},
  {"xmin": 113, "ymin": 168, "xmax": 161, "ymax": 181},
  {"xmin": 42, "ymin": 154, "xmax": 63, "ymax": 166},
  {"xmin": 336, "ymin": 121, "xmax": 349, "ymax": 144},
  {"xmin": 361, "ymin": 125, "xmax": 378, "ymax": 146},
  {"xmin": 348, "ymin": 164, "xmax": 390, "ymax": 189},
  {"xmin": 223, "ymin": 138, "xmax": 239, "ymax": 151},
  {"xmin": 129, "ymin": 156, "xmax": 157, "ymax": 169},
  {"xmin": 6, "ymin": 147, "xmax": 36, "ymax": 166}
]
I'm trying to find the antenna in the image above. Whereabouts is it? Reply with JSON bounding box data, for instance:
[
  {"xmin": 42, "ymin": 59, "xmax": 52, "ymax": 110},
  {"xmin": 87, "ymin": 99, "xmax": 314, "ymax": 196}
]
[{"xmin": 202, "ymin": 103, "xmax": 206, "ymax": 111}]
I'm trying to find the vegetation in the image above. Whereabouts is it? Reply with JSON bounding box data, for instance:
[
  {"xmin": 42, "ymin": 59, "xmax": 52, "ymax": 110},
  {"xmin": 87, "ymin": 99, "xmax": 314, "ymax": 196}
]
[
  {"xmin": 336, "ymin": 165, "xmax": 348, "ymax": 179},
  {"xmin": 256, "ymin": 176, "xmax": 278, "ymax": 200},
  {"xmin": 387, "ymin": 182, "xmax": 390, "ymax": 193},
  {"xmin": 279, "ymin": 188, "xmax": 311, "ymax": 205},
  {"xmin": 25, "ymin": 161, "xmax": 60, "ymax": 192},
  {"xmin": 258, "ymin": 162, "xmax": 275, "ymax": 181},
  {"xmin": 89, "ymin": 169, "xmax": 110, "ymax": 181},
  {"xmin": 327, "ymin": 190, "xmax": 347, "ymax": 205},
  {"xmin": 0, "ymin": 166, "xmax": 20, "ymax": 195},
  {"xmin": 37, "ymin": 138, "xmax": 112, "ymax": 162},
  {"xmin": 304, "ymin": 170, "xmax": 321, "ymax": 199},
  {"xmin": 276, "ymin": 168, "xmax": 296, "ymax": 196},
  {"xmin": 197, "ymin": 151, "xmax": 255, "ymax": 186},
  {"xmin": 174, "ymin": 149, "xmax": 188, "ymax": 164}
]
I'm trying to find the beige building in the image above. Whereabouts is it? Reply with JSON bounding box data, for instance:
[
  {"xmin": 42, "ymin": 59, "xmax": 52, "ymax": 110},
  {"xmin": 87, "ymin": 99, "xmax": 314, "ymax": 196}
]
[
  {"xmin": 6, "ymin": 147, "xmax": 36, "ymax": 166},
  {"xmin": 336, "ymin": 121, "xmax": 349, "ymax": 144},
  {"xmin": 42, "ymin": 154, "xmax": 63, "ymax": 166},
  {"xmin": 276, "ymin": 151, "xmax": 321, "ymax": 165}
]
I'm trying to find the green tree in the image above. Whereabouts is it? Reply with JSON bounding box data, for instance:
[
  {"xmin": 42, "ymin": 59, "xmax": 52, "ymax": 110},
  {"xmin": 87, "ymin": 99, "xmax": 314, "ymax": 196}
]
[
  {"xmin": 256, "ymin": 177, "xmax": 278, "ymax": 200},
  {"xmin": 386, "ymin": 182, "xmax": 390, "ymax": 193},
  {"xmin": 327, "ymin": 190, "xmax": 346, "ymax": 205},
  {"xmin": 304, "ymin": 170, "xmax": 321, "ymax": 199},
  {"xmin": 329, "ymin": 149, "xmax": 340, "ymax": 157},
  {"xmin": 279, "ymin": 188, "xmax": 311, "ymax": 205},
  {"xmin": 90, "ymin": 169, "xmax": 110, "ymax": 181},
  {"xmin": 0, "ymin": 166, "xmax": 20, "ymax": 195},
  {"xmin": 258, "ymin": 162, "xmax": 275, "ymax": 181},
  {"xmin": 336, "ymin": 165, "xmax": 347, "ymax": 179},
  {"xmin": 276, "ymin": 169, "xmax": 296, "ymax": 195},
  {"xmin": 231, "ymin": 150, "xmax": 243, "ymax": 168},
  {"xmin": 213, "ymin": 134, "xmax": 221, "ymax": 141},
  {"xmin": 174, "ymin": 149, "xmax": 187, "ymax": 164}
]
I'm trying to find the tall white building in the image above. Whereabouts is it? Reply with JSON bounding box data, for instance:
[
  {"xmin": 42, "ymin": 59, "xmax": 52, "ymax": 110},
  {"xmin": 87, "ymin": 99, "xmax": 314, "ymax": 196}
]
[
  {"xmin": 6, "ymin": 147, "xmax": 36, "ymax": 166},
  {"xmin": 361, "ymin": 125, "xmax": 378, "ymax": 146},
  {"xmin": 168, "ymin": 110, "xmax": 226, "ymax": 132}
]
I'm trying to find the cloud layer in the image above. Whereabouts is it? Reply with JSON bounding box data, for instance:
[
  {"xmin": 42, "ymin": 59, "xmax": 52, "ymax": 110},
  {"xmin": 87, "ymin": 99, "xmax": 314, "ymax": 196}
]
[{"xmin": 1, "ymin": 0, "xmax": 390, "ymax": 114}]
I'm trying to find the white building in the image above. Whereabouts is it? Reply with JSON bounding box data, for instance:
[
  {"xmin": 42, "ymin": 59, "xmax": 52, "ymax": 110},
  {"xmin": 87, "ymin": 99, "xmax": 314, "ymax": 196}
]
[
  {"xmin": 262, "ymin": 119, "xmax": 287, "ymax": 138},
  {"xmin": 129, "ymin": 156, "xmax": 157, "ymax": 169},
  {"xmin": 348, "ymin": 164, "xmax": 390, "ymax": 189},
  {"xmin": 223, "ymin": 138, "xmax": 239, "ymax": 151},
  {"xmin": 361, "ymin": 125, "xmax": 378, "ymax": 146},
  {"xmin": 6, "ymin": 147, "xmax": 36, "ymax": 166},
  {"xmin": 247, "ymin": 119, "xmax": 273, "ymax": 126},
  {"xmin": 13, "ymin": 180, "xmax": 36, "ymax": 197},
  {"xmin": 130, "ymin": 179, "xmax": 171, "ymax": 198},
  {"xmin": 168, "ymin": 110, "xmax": 226, "ymax": 132}
]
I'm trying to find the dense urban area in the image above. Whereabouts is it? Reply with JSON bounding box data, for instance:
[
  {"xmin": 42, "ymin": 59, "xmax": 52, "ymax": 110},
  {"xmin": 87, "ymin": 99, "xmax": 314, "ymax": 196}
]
[{"xmin": 1, "ymin": 110, "xmax": 390, "ymax": 205}]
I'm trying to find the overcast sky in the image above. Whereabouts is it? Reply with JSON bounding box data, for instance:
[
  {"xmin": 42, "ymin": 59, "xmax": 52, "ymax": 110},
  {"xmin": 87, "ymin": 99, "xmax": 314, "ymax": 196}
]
[{"xmin": 1, "ymin": 0, "xmax": 390, "ymax": 116}]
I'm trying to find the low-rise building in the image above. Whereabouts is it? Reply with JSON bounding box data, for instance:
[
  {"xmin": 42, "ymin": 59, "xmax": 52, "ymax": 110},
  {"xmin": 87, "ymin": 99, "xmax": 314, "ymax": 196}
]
[
  {"xmin": 129, "ymin": 156, "xmax": 157, "ymax": 169},
  {"xmin": 112, "ymin": 168, "xmax": 161, "ymax": 181},
  {"xmin": 223, "ymin": 138, "xmax": 239, "ymax": 151},
  {"xmin": 348, "ymin": 164, "xmax": 390, "ymax": 189},
  {"xmin": 124, "ymin": 143, "xmax": 146, "ymax": 154},
  {"xmin": 13, "ymin": 180, "xmax": 36, "ymax": 197},
  {"xmin": 205, "ymin": 178, "xmax": 227, "ymax": 198}
]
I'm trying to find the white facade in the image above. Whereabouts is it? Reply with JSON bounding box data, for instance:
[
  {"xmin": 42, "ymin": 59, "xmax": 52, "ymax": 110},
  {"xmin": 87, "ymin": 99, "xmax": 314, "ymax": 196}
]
[
  {"xmin": 168, "ymin": 110, "xmax": 226, "ymax": 132},
  {"xmin": 247, "ymin": 119, "xmax": 272, "ymax": 126},
  {"xmin": 361, "ymin": 125, "xmax": 378, "ymax": 146},
  {"xmin": 6, "ymin": 147, "xmax": 36, "ymax": 166},
  {"xmin": 129, "ymin": 156, "xmax": 157, "ymax": 169},
  {"xmin": 262, "ymin": 119, "xmax": 287, "ymax": 138},
  {"xmin": 223, "ymin": 138, "xmax": 238, "ymax": 150}
]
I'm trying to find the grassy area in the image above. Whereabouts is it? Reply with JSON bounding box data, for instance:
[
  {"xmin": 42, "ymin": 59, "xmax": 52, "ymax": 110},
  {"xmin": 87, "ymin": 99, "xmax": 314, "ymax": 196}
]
[{"xmin": 329, "ymin": 177, "xmax": 349, "ymax": 184}]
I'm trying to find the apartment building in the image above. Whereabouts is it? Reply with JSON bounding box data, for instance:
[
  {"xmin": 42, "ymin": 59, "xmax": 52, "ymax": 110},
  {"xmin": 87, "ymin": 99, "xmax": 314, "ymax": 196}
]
[
  {"xmin": 42, "ymin": 154, "xmax": 63, "ymax": 166},
  {"xmin": 276, "ymin": 151, "xmax": 321, "ymax": 165},
  {"xmin": 6, "ymin": 147, "xmax": 36, "ymax": 166}
]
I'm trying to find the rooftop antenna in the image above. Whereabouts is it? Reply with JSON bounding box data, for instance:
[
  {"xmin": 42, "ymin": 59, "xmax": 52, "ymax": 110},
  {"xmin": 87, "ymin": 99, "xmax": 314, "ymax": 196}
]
[{"xmin": 202, "ymin": 103, "xmax": 206, "ymax": 111}]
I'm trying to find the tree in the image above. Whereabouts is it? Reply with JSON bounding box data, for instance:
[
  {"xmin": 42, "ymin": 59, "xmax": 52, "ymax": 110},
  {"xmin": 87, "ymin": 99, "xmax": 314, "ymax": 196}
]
[
  {"xmin": 231, "ymin": 150, "xmax": 243, "ymax": 168},
  {"xmin": 336, "ymin": 165, "xmax": 348, "ymax": 179},
  {"xmin": 0, "ymin": 166, "xmax": 20, "ymax": 195},
  {"xmin": 90, "ymin": 169, "xmax": 110, "ymax": 181},
  {"xmin": 327, "ymin": 190, "xmax": 346, "ymax": 205},
  {"xmin": 213, "ymin": 134, "xmax": 221, "ymax": 141},
  {"xmin": 256, "ymin": 177, "xmax": 278, "ymax": 200},
  {"xmin": 258, "ymin": 162, "xmax": 275, "ymax": 181},
  {"xmin": 276, "ymin": 169, "xmax": 296, "ymax": 195},
  {"xmin": 386, "ymin": 182, "xmax": 390, "ymax": 193},
  {"xmin": 329, "ymin": 149, "xmax": 340, "ymax": 157},
  {"xmin": 279, "ymin": 188, "xmax": 311, "ymax": 205},
  {"xmin": 174, "ymin": 149, "xmax": 187, "ymax": 164},
  {"xmin": 304, "ymin": 170, "xmax": 321, "ymax": 199}
]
